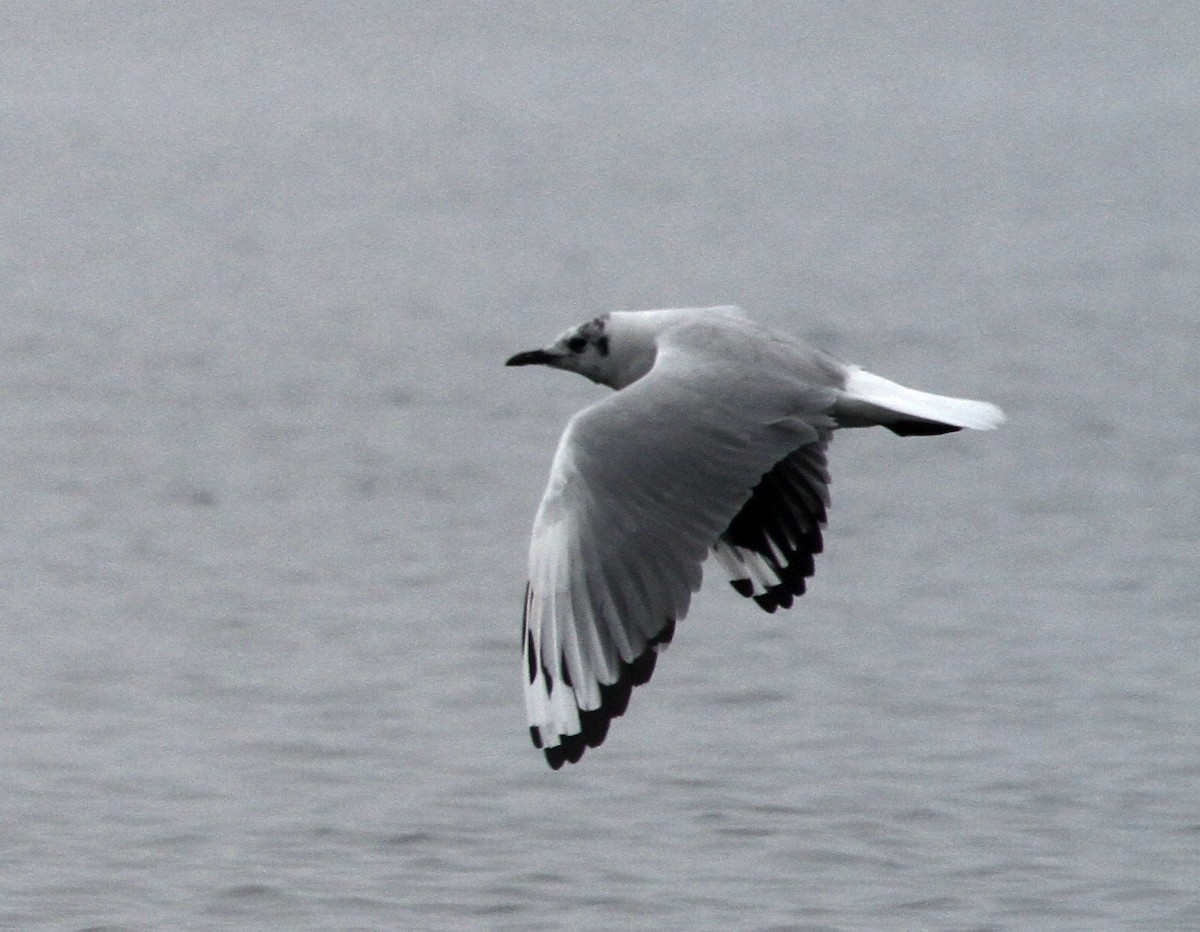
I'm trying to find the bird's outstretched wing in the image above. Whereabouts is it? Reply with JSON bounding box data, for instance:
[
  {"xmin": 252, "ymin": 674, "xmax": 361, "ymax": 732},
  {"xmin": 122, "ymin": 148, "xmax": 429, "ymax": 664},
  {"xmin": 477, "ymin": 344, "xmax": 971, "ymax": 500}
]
[
  {"xmin": 713, "ymin": 438, "xmax": 831, "ymax": 613},
  {"xmin": 521, "ymin": 323, "xmax": 838, "ymax": 767}
]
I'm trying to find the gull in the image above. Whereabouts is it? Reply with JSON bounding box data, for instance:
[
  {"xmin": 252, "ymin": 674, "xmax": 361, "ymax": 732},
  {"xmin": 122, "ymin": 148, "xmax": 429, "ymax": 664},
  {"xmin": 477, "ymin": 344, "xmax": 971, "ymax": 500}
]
[{"xmin": 506, "ymin": 306, "xmax": 1004, "ymax": 768}]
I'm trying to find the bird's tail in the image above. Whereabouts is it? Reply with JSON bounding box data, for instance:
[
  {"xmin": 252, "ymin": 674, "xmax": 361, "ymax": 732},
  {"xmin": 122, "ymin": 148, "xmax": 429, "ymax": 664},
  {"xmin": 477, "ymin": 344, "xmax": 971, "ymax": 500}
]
[{"xmin": 833, "ymin": 366, "xmax": 1006, "ymax": 435}]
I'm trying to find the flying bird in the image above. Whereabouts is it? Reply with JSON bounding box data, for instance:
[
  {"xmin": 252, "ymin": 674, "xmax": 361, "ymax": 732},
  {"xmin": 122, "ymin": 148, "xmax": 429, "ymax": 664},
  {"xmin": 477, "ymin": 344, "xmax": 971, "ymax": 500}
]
[{"xmin": 506, "ymin": 306, "xmax": 1004, "ymax": 768}]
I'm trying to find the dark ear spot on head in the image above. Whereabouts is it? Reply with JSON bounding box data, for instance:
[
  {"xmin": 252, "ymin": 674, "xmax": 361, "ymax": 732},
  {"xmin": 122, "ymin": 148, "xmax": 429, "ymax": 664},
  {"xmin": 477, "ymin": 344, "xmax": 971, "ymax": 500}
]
[{"xmin": 596, "ymin": 335, "xmax": 610, "ymax": 357}]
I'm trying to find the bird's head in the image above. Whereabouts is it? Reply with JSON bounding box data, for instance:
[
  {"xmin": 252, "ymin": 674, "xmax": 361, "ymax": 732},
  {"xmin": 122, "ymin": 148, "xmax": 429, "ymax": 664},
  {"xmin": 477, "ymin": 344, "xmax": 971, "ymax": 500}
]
[
  {"xmin": 507, "ymin": 307, "xmax": 748, "ymax": 389},
  {"xmin": 506, "ymin": 313, "xmax": 657, "ymax": 389}
]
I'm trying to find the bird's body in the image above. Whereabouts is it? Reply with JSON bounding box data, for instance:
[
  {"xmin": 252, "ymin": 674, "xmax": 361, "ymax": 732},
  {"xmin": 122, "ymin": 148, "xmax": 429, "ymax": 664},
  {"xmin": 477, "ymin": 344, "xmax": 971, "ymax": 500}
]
[{"xmin": 507, "ymin": 306, "xmax": 1004, "ymax": 768}]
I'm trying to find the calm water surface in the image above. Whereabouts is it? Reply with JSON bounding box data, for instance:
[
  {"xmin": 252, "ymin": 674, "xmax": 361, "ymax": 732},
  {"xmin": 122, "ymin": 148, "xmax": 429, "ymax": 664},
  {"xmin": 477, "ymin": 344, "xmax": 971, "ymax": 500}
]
[{"xmin": 3, "ymin": 4, "xmax": 1198, "ymax": 929}]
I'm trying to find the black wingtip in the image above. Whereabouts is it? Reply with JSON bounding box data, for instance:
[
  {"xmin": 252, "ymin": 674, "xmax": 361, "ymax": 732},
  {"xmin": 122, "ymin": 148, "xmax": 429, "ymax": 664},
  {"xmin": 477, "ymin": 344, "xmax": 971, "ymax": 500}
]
[
  {"xmin": 887, "ymin": 419, "xmax": 962, "ymax": 436},
  {"xmin": 544, "ymin": 733, "xmax": 585, "ymax": 769},
  {"xmin": 537, "ymin": 619, "xmax": 675, "ymax": 769},
  {"xmin": 579, "ymin": 709, "xmax": 611, "ymax": 747},
  {"xmin": 752, "ymin": 593, "xmax": 778, "ymax": 612}
]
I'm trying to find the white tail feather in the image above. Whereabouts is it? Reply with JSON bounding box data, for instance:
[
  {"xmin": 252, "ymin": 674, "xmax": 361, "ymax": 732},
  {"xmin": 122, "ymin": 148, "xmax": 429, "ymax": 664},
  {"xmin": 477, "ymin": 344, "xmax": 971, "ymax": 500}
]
[{"xmin": 839, "ymin": 367, "xmax": 1006, "ymax": 431}]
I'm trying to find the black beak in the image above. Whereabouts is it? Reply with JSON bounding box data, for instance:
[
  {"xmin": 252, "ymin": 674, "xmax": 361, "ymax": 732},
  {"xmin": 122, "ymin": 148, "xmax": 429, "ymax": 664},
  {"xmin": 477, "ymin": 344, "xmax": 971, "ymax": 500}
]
[{"xmin": 505, "ymin": 349, "xmax": 555, "ymax": 367}]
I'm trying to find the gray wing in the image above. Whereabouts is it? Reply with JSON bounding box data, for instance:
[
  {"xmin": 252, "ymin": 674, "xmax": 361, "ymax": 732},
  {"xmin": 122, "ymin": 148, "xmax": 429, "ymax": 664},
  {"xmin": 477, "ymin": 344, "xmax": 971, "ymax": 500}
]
[{"xmin": 521, "ymin": 328, "xmax": 837, "ymax": 768}]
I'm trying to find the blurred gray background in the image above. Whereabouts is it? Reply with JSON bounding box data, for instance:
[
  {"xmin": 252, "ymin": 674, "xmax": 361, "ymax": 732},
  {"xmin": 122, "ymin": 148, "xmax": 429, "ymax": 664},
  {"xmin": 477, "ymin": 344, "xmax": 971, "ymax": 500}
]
[{"xmin": 3, "ymin": 3, "xmax": 1197, "ymax": 929}]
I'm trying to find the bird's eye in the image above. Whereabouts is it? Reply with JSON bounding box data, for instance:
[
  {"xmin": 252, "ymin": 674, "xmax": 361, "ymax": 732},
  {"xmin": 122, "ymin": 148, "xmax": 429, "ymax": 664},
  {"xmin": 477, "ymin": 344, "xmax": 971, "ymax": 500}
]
[{"xmin": 567, "ymin": 336, "xmax": 588, "ymax": 353}]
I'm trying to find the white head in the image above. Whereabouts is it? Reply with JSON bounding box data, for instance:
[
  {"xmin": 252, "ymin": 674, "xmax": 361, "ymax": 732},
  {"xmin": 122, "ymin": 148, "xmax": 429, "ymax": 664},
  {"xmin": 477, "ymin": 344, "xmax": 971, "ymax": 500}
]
[
  {"xmin": 506, "ymin": 307, "xmax": 747, "ymax": 390},
  {"xmin": 506, "ymin": 312, "xmax": 657, "ymax": 390}
]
